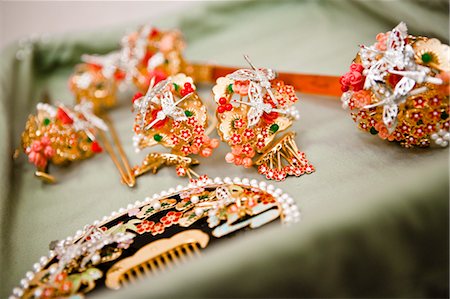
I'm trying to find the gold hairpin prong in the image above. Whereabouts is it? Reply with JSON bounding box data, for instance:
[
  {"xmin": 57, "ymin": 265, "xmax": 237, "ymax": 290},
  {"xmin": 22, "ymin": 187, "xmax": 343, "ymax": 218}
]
[{"xmin": 99, "ymin": 114, "xmax": 135, "ymax": 187}]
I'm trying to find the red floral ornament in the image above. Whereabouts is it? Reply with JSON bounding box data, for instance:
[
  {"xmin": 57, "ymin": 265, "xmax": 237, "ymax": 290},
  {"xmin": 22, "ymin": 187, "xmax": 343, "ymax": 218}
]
[
  {"xmin": 160, "ymin": 211, "xmax": 182, "ymax": 227},
  {"xmin": 136, "ymin": 220, "xmax": 155, "ymax": 234}
]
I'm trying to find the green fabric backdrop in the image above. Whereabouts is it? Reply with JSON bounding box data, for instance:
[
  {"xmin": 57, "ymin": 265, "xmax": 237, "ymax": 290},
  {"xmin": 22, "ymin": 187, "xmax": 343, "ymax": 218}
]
[{"xmin": 1, "ymin": 1, "xmax": 448, "ymax": 298}]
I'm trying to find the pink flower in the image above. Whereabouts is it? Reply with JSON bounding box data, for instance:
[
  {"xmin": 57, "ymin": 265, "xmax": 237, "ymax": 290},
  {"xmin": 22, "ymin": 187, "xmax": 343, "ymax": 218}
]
[
  {"xmin": 340, "ymin": 63, "xmax": 365, "ymax": 92},
  {"xmin": 225, "ymin": 152, "xmax": 235, "ymax": 163},
  {"xmin": 209, "ymin": 138, "xmax": 220, "ymax": 149},
  {"xmin": 374, "ymin": 122, "xmax": 390, "ymax": 140},
  {"xmin": 375, "ymin": 32, "xmax": 390, "ymax": 51},
  {"xmin": 352, "ymin": 90, "xmax": 372, "ymax": 108},
  {"xmin": 200, "ymin": 147, "xmax": 212, "ymax": 157},
  {"xmin": 26, "ymin": 136, "xmax": 55, "ymax": 169},
  {"xmin": 242, "ymin": 157, "xmax": 252, "ymax": 168},
  {"xmin": 232, "ymin": 80, "xmax": 250, "ymax": 96}
]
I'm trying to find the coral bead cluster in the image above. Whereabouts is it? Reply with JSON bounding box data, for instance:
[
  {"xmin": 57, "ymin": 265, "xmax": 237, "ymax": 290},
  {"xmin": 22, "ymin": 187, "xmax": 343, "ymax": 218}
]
[{"xmin": 340, "ymin": 22, "xmax": 450, "ymax": 148}]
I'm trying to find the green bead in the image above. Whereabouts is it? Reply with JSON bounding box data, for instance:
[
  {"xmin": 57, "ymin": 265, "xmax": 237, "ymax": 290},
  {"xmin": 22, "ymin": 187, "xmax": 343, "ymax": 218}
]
[
  {"xmin": 87, "ymin": 137, "xmax": 92, "ymax": 143},
  {"xmin": 421, "ymin": 52, "xmax": 432, "ymax": 63},
  {"xmin": 269, "ymin": 123, "xmax": 279, "ymax": 133},
  {"xmin": 227, "ymin": 84, "xmax": 233, "ymax": 93},
  {"xmin": 43, "ymin": 118, "xmax": 50, "ymax": 126},
  {"xmin": 184, "ymin": 110, "xmax": 193, "ymax": 117},
  {"xmin": 370, "ymin": 127, "xmax": 378, "ymax": 135},
  {"xmin": 173, "ymin": 83, "xmax": 179, "ymax": 91},
  {"xmin": 441, "ymin": 111, "xmax": 449, "ymax": 120},
  {"xmin": 154, "ymin": 134, "xmax": 163, "ymax": 142}
]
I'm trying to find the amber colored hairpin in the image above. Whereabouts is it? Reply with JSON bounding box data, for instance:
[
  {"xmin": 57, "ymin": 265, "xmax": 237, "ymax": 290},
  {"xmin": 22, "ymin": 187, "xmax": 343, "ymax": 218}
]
[{"xmin": 10, "ymin": 176, "xmax": 299, "ymax": 298}]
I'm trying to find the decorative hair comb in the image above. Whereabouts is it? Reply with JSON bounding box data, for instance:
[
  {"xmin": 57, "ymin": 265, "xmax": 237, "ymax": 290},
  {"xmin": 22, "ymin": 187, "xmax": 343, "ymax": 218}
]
[
  {"xmin": 10, "ymin": 176, "xmax": 299, "ymax": 298},
  {"xmin": 17, "ymin": 101, "xmax": 107, "ymax": 183},
  {"xmin": 212, "ymin": 56, "xmax": 315, "ymax": 181},
  {"xmin": 340, "ymin": 22, "xmax": 449, "ymax": 148},
  {"xmin": 131, "ymin": 74, "xmax": 219, "ymax": 180}
]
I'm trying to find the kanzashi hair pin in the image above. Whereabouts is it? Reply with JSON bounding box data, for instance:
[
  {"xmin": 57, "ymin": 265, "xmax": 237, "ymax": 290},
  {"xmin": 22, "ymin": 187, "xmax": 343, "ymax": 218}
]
[
  {"xmin": 131, "ymin": 74, "xmax": 219, "ymax": 181},
  {"xmin": 10, "ymin": 176, "xmax": 299, "ymax": 298},
  {"xmin": 68, "ymin": 26, "xmax": 189, "ymax": 187},
  {"xmin": 340, "ymin": 22, "xmax": 449, "ymax": 148},
  {"xmin": 17, "ymin": 101, "xmax": 107, "ymax": 183},
  {"xmin": 213, "ymin": 55, "xmax": 315, "ymax": 181}
]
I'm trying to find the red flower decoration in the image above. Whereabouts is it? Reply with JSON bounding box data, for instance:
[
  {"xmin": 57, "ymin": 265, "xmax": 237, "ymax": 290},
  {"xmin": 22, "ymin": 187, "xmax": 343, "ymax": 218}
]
[
  {"xmin": 160, "ymin": 211, "xmax": 182, "ymax": 227},
  {"xmin": 26, "ymin": 136, "xmax": 55, "ymax": 169},
  {"xmin": 136, "ymin": 220, "xmax": 155, "ymax": 234},
  {"xmin": 243, "ymin": 128, "xmax": 255, "ymax": 139},
  {"xmin": 180, "ymin": 129, "xmax": 192, "ymax": 141},
  {"xmin": 230, "ymin": 133, "xmax": 242, "ymax": 145},
  {"xmin": 151, "ymin": 222, "xmax": 165, "ymax": 235}
]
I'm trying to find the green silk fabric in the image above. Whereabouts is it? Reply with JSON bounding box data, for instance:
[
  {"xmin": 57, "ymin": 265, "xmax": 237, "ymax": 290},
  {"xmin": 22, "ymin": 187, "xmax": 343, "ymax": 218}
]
[{"xmin": 1, "ymin": 1, "xmax": 448, "ymax": 298}]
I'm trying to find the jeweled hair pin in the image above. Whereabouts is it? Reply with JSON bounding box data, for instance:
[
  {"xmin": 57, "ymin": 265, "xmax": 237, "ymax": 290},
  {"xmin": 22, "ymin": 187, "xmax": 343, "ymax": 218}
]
[
  {"xmin": 340, "ymin": 22, "xmax": 449, "ymax": 148},
  {"xmin": 16, "ymin": 101, "xmax": 107, "ymax": 183},
  {"xmin": 213, "ymin": 55, "xmax": 315, "ymax": 181},
  {"xmin": 10, "ymin": 176, "xmax": 299, "ymax": 298},
  {"xmin": 131, "ymin": 74, "xmax": 219, "ymax": 180}
]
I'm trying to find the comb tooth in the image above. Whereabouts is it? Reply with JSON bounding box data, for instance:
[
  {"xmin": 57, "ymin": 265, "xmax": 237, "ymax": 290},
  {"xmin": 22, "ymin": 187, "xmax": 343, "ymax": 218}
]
[
  {"xmin": 127, "ymin": 269, "xmax": 137, "ymax": 284},
  {"xmin": 121, "ymin": 273, "xmax": 129, "ymax": 287},
  {"xmin": 133, "ymin": 266, "xmax": 144, "ymax": 279},
  {"xmin": 169, "ymin": 249, "xmax": 180, "ymax": 266},
  {"xmin": 141, "ymin": 261, "xmax": 151, "ymax": 275},
  {"xmin": 183, "ymin": 244, "xmax": 194, "ymax": 258},
  {"xmin": 191, "ymin": 243, "xmax": 201, "ymax": 256},
  {"xmin": 161, "ymin": 253, "xmax": 173, "ymax": 269},
  {"xmin": 154, "ymin": 256, "xmax": 166, "ymax": 271},
  {"xmin": 175, "ymin": 246, "xmax": 187, "ymax": 262},
  {"xmin": 147, "ymin": 259, "xmax": 158, "ymax": 274}
]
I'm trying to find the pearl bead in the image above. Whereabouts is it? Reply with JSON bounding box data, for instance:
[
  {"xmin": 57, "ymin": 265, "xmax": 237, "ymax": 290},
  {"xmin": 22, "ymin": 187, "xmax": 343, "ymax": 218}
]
[
  {"xmin": 168, "ymin": 187, "xmax": 175, "ymax": 193},
  {"xmin": 160, "ymin": 191, "xmax": 167, "ymax": 196},
  {"xmin": 152, "ymin": 201, "xmax": 161, "ymax": 210},
  {"xmin": 191, "ymin": 196, "xmax": 199, "ymax": 204},
  {"xmin": 127, "ymin": 204, "xmax": 133, "ymax": 209},
  {"xmin": 259, "ymin": 181, "xmax": 267, "ymax": 189},
  {"xmin": 134, "ymin": 200, "xmax": 141, "ymax": 205},
  {"xmin": 12, "ymin": 288, "xmax": 23, "ymax": 296},
  {"xmin": 20, "ymin": 279, "xmax": 28, "ymax": 288},
  {"xmin": 195, "ymin": 208, "xmax": 204, "ymax": 216},
  {"xmin": 91, "ymin": 254, "xmax": 101, "ymax": 264},
  {"xmin": 287, "ymin": 198, "xmax": 294, "ymax": 205},
  {"xmin": 233, "ymin": 177, "xmax": 241, "ymax": 184},
  {"xmin": 176, "ymin": 185, "xmax": 184, "ymax": 191},
  {"xmin": 39, "ymin": 256, "xmax": 47, "ymax": 265},
  {"xmin": 34, "ymin": 288, "xmax": 43, "ymax": 297},
  {"xmin": 33, "ymin": 263, "xmax": 41, "ymax": 271},
  {"xmin": 118, "ymin": 208, "xmax": 125, "ymax": 213},
  {"xmin": 441, "ymin": 140, "xmax": 448, "ymax": 147},
  {"xmin": 431, "ymin": 133, "xmax": 439, "ymax": 140},
  {"xmin": 223, "ymin": 177, "xmax": 232, "ymax": 184},
  {"xmin": 250, "ymin": 179, "xmax": 258, "ymax": 187},
  {"xmin": 436, "ymin": 138, "xmax": 443, "ymax": 145},
  {"xmin": 443, "ymin": 133, "xmax": 450, "ymax": 141},
  {"xmin": 25, "ymin": 271, "xmax": 34, "ymax": 280},
  {"xmin": 242, "ymin": 178, "xmax": 250, "ymax": 185}
]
